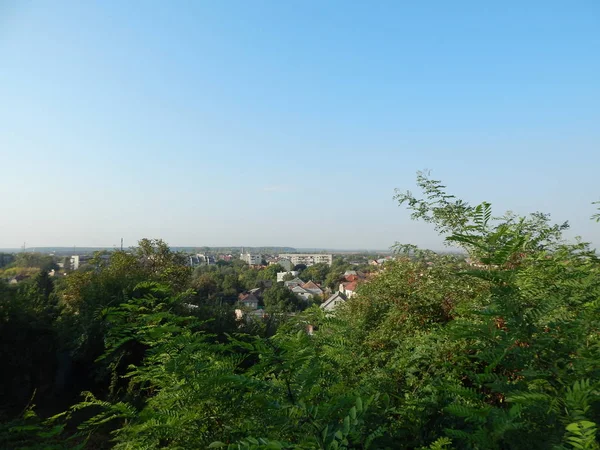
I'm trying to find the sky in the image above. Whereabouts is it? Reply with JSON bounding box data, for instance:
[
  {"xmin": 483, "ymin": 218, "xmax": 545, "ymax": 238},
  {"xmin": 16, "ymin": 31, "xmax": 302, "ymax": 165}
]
[{"xmin": 1, "ymin": 1, "xmax": 599, "ymax": 250}]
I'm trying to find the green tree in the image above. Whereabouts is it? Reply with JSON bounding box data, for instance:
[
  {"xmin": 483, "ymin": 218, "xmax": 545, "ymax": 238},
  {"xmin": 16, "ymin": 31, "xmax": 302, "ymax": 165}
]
[
  {"xmin": 263, "ymin": 283, "xmax": 302, "ymax": 313},
  {"xmin": 257, "ymin": 264, "xmax": 284, "ymax": 282},
  {"xmin": 299, "ymin": 263, "xmax": 330, "ymax": 283}
]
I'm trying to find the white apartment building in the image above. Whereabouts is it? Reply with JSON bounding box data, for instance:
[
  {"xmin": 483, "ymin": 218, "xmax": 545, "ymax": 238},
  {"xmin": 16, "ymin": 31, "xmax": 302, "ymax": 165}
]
[
  {"xmin": 278, "ymin": 253, "xmax": 333, "ymax": 266},
  {"xmin": 276, "ymin": 271, "xmax": 299, "ymax": 282},
  {"xmin": 240, "ymin": 253, "xmax": 262, "ymax": 265}
]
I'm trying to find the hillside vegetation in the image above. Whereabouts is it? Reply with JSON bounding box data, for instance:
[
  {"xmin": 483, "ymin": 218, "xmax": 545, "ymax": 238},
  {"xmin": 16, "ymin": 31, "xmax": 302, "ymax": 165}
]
[{"xmin": 2, "ymin": 172, "xmax": 600, "ymax": 449}]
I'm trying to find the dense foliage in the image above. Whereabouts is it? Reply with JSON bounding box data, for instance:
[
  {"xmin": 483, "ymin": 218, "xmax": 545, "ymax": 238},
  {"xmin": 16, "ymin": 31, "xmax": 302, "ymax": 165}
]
[{"xmin": 1, "ymin": 174, "xmax": 600, "ymax": 449}]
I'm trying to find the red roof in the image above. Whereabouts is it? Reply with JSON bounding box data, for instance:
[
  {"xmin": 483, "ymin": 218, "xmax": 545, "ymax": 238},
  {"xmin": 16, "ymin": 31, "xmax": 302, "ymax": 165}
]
[{"xmin": 344, "ymin": 281, "xmax": 357, "ymax": 292}]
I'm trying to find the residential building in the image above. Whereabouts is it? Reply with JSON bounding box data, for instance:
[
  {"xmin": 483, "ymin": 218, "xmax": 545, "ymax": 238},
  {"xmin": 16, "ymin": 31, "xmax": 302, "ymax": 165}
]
[
  {"xmin": 284, "ymin": 277, "xmax": 304, "ymax": 289},
  {"xmin": 343, "ymin": 270, "xmax": 366, "ymax": 280},
  {"xmin": 277, "ymin": 271, "xmax": 299, "ymax": 282},
  {"xmin": 369, "ymin": 256, "xmax": 393, "ymax": 266},
  {"xmin": 300, "ymin": 280, "xmax": 323, "ymax": 296},
  {"xmin": 291, "ymin": 285, "xmax": 314, "ymax": 302},
  {"xmin": 248, "ymin": 287, "xmax": 263, "ymax": 297},
  {"xmin": 241, "ymin": 253, "xmax": 262, "ymax": 266},
  {"xmin": 235, "ymin": 308, "xmax": 267, "ymax": 321},
  {"xmin": 288, "ymin": 280, "xmax": 323, "ymax": 302},
  {"xmin": 238, "ymin": 292, "xmax": 260, "ymax": 309},
  {"xmin": 278, "ymin": 258, "xmax": 294, "ymax": 271},
  {"xmin": 321, "ymin": 292, "xmax": 347, "ymax": 312},
  {"xmin": 189, "ymin": 253, "xmax": 214, "ymax": 267},
  {"xmin": 339, "ymin": 281, "xmax": 358, "ymax": 298},
  {"xmin": 70, "ymin": 255, "xmax": 94, "ymax": 271},
  {"xmin": 278, "ymin": 254, "xmax": 333, "ymax": 267}
]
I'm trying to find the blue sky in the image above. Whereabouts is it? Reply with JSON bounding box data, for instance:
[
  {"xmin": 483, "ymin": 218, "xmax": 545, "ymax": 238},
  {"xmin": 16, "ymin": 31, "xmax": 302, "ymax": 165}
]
[{"xmin": 1, "ymin": 1, "xmax": 599, "ymax": 250}]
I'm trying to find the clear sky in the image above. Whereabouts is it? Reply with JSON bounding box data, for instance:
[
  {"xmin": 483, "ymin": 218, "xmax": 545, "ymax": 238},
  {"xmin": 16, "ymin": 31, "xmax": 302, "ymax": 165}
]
[{"xmin": 1, "ymin": 1, "xmax": 599, "ymax": 250}]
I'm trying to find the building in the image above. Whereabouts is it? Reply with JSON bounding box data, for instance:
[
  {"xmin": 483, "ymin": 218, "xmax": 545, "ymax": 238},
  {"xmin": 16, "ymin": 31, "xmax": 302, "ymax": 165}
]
[
  {"xmin": 241, "ymin": 253, "xmax": 262, "ymax": 266},
  {"xmin": 287, "ymin": 280, "xmax": 323, "ymax": 302},
  {"xmin": 278, "ymin": 254, "xmax": 333, "ymax": 267},
  {"xmin": 278, "ymin": 258, "xmax": 294, "ymax": 271},
  {"xmin": 284, "ymin": 277, "xmax": 304, "ymax": 289},
  {"xmin": 339, "ymin": 281, "xmax": 358, "ymax": 298},
  {"xmin": 291, "ymin": 285, "xmax": 314, "ymax": 302},
  {"xmin": 300, "ymin": 280, "xmax": 323, "ymax": 296},
  {"xmin": 238, "ymin": 292, "xmax": 260, "ymax": 309},
  {"xmin": 235, "ymin": 308, "xmax": 267, "ymax": 321},
  {"xmin": 277, "ymin": 271, "xmax": 299, "ymax": 282},
  {"xmin": 369, "ymin": 256, "xmax": 393, "ymax": 266},
  {"xmin": 70, "ymin": 255, "xmax": 94, "ymax": 271},
  {"xmin": 321, "ymin": 292, "xmax": 347, "ymax": 312},
  {"xmin": 189, "ymin": 254, "xmax": 214, "ymax": 267},
  {"xmin": 343, "ymin": 270, "xmax": 366, "ymax": 280}
]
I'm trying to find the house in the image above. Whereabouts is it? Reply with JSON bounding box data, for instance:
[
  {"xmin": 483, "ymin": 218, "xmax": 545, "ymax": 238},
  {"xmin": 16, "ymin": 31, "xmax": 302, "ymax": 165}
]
[
  {"xmin": 284, "ymin": 277, "xmax": 304, "ymax": 289},
  {"xmin": 338, "ymin": 270, "xmax": 366, "ymax": 298},
  {"xmin": 321, "ymin": 292, "xmax": 347, "ymax": 312},
  {"xmin": 277, "ymin": 271, "xmax": 299, "ymax": 282},
  {"xmin": 289, "ymin": 280, "xmax": 323, "ymax": 302},
  {"xmin": 300, "ymin": 280, "xmax": 323, "ymax": 296},
  {"xmin": 278, "ymin": 254, "xmax": 333, "ymax": 267},
  {"xmin": 343, "ymin": 270, "xmax": 366, "ymax": 280},
  {"xmin": 235, "ymin": 307, "xmax": 267, "ymax": 321},
  {"xmin": 249, "ymin": 287, "xmax": 262, "ymax": 296},
  {"xmin": 291, "ymin": 285, "xmax": 314, "ymax": 302},
  {"xmin": 369, "ymin": 257, "xmax": 393, "ymax": 266},
  {"xmin": 339, "ymin": 281, "xmax": 358, "ymax": 298},
  {"xmin": 238, "ymin": 292, "xmax": 260, "ymax": 309}
]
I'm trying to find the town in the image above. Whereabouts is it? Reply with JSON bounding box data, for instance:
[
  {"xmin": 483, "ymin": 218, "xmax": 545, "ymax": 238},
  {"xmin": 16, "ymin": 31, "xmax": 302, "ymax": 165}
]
[{"xmin": 0, "ymin": 245, "xmax": 395, "ymax": 322}]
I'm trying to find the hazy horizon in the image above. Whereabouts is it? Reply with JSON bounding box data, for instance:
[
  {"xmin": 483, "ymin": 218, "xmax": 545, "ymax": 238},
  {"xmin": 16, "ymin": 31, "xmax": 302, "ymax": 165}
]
[
  {"xmin": 0, "ymin": 244, "xmax": 399, "ymax": 253},
  {"xmin": 2, "ymin": 1, "xmax": 599, "ymax": 250}
]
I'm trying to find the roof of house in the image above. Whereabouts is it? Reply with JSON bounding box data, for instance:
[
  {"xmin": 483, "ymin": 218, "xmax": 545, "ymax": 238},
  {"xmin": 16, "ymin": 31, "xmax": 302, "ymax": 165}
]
[
  {"xmin": 343, "ymin": 281, "xmax": 358, "ymax": 292},
  {"xmin": 321, "ymin": 291, "xmax": 347, "ymax": 310},
  {"xmin": 239, "ymin": 292, "xmax": 259, "ymax": 303},
  {"xmin": 301, "ymin": 280, "xmax": 322, "ymax": 291},
  {"xmin": 343, "ymin": 271, "xmax": 366, "ymax": 282},
  {"xmin": 291, "ymin": 285, "xmax": 311, "ymax": 294}
]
